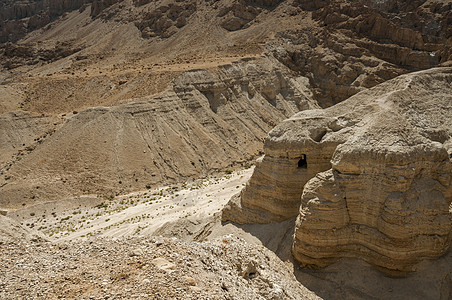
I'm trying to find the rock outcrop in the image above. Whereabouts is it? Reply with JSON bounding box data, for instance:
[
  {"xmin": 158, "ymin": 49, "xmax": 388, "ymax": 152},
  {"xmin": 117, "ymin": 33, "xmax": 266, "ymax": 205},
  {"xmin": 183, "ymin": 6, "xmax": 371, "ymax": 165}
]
[
  {"xmin": 135, "ymin": 1, "xmax": 197, "ymax": 39},
  {"xmin": 223, "ymin": 67, "xmax": 452, "ymax": 274},
  {"xmin": 274, "ymin": 0, "xmax": 452, "ymax": 106},
  {"xmin": 0, "ymin": 0, "xmax": 90, "ymax": 43},
  {"xmin": 218, "ymin": 0, "xmax": 283, "ymax": 32},
  {"xmin": 0, "ymin": 41, "xmax": 82, "ymax": 69}
]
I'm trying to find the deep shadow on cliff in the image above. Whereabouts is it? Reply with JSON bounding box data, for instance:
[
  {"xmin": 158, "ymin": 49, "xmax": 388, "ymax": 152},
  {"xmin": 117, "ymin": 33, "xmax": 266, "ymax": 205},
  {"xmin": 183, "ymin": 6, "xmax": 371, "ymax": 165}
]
[{"xmin": 225, "ymin": 218, "xmax": 452, "ymax": 299}]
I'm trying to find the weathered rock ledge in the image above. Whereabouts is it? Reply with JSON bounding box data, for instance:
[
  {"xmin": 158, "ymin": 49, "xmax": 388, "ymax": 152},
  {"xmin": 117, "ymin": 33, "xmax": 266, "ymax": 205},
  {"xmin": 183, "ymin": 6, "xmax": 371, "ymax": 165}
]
[{"xmin": 223, "ymin": 67, "xmax": 452, "ymax": 275}]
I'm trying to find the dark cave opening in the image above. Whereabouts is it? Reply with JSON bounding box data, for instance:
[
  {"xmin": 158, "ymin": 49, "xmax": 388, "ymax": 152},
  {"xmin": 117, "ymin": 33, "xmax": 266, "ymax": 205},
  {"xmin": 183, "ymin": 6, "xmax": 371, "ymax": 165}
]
[{"xmin": 298, "ymin": 154, "xmax": 307, "ymax": 169}]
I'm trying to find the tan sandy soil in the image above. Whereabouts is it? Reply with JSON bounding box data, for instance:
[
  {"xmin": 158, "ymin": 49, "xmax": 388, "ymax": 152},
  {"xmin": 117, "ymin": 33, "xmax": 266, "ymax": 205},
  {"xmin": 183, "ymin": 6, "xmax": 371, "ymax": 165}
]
[{"xmin": 9, "ymin": 168, "xmax": 254, "ymax": 241}]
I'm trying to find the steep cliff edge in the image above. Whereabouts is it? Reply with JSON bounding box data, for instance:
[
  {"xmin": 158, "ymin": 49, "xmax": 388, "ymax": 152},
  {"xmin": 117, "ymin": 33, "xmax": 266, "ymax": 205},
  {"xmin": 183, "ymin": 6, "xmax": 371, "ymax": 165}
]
[{"xmin": 223, "ymin": 67, "xmax": 452, "ymax": 275}]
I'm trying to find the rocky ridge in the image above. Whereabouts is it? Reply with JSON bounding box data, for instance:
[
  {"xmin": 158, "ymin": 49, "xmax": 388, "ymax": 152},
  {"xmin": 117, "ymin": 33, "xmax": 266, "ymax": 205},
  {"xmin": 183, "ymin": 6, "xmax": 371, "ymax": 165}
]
[
  {"xmin": 0, "ymin": 0, "xmax": 450, "ymax": 211},
  {"xmin": 2, "ymin": 0, "xmax": 451, "ymax": 105},
  {"xmin": 223, "ymin": 67, "xmax": 452, "ymax": 275},
  {"xmin": 0, "ymin": 0, "xmax": 452, "ymax": 297}
]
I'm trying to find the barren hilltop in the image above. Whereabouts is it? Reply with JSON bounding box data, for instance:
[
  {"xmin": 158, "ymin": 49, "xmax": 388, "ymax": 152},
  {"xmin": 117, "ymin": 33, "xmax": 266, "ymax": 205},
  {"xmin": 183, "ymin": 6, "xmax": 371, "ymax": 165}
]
[{"xmin": 0, "ymin": 0, "xmax": 451, "ymax": 299}]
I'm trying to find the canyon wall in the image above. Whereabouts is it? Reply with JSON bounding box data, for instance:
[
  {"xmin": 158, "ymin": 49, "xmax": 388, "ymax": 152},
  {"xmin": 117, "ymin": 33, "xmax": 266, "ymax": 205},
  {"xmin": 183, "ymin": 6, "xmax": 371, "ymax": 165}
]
[
  {"xmin": 275, "ymin": 0, "xmax": 452, "ymax": 106},
  {"xmin": 0, "ymin": 0, "xmax": 122, "ymax": 42}
]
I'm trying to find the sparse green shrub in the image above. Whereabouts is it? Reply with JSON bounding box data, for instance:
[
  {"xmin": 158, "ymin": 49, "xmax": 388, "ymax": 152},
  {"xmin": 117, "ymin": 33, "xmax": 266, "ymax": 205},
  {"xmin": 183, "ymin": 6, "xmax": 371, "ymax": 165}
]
[
  {"xmin": 96, "ymin": 202, "xmax": 108, "ymax": 209},
  {"xmin": 101, "ymin": 194, "xmax": 114, "ymax": 201}
]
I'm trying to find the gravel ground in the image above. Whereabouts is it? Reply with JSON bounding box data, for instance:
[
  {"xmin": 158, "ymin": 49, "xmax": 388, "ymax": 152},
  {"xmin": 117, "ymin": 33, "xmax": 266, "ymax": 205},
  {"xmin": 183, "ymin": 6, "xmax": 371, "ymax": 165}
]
[{"xmin": 0, "ymin": 235, "xmax": 319, "ymax": 300}]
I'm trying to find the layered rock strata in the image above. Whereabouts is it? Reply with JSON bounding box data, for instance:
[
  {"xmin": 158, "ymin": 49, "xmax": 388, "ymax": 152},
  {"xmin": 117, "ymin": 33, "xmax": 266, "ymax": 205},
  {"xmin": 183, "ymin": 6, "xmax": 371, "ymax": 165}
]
[
  {"xmin": 0, "ymin": 58, "xmax": 317, "ymax": 209},
  {"xmin": 223, "ymin": 67, "xmax": 452, "ymax": 274},
  {"xmin": 275, "ymin": 0, "xmax": 452, "ymax": 106}
]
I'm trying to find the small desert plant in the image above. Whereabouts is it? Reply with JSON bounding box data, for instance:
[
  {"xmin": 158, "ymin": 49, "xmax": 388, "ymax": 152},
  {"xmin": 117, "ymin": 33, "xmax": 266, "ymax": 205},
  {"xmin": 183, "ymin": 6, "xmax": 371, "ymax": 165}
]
[
  {"xmin": 101, "ymin": 194, "xmax": 114, "ymax": 201},
  {"xmin": 96, "ymin": 202, "xmax": 108, "ymax": 209}
]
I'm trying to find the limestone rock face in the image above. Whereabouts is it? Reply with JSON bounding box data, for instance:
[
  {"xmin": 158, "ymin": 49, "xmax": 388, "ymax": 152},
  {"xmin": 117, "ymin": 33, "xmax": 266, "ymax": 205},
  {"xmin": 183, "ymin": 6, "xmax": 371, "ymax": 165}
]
[
  {"xmin": 218, "ymin": 0, "xmax": 283, "ymax": 32},
  {"xmin": 223, "ymin": 67, "xmax": 452, "ymax": 274},
  {"xmin": 134, "ymin": 1, "xmax": 197, "ymax": 38},
  {"xmin": 276, "ymin": 0, "xmax": 452, "ymax": 106}
]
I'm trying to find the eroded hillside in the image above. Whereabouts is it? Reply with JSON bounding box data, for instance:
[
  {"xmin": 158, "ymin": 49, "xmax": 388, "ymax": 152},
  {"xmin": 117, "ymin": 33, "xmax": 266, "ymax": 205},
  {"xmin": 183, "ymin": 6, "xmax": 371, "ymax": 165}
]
[
  {"xmin": 1, "ymin": 1, "xmax": 452, "ymax": 298},
  {"xmin": 1, "ymin": 0, "xmax": 451, "ymax": 209}
]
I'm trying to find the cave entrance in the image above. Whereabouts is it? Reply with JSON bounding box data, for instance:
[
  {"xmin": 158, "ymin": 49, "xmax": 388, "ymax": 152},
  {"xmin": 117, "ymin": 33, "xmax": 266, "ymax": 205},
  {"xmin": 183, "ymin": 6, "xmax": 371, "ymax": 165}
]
[{"xmin": 298, "ymin": 154, "xmax": 307, "ymax": 169}]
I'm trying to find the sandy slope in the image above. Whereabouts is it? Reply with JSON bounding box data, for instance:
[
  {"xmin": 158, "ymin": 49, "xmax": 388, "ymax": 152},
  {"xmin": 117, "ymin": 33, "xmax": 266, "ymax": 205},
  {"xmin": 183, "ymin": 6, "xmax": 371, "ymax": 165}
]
[
  {"xmin": 2, "ymin": 0, "xmax": 451, "ymax": 209},
  {"xmin": 0, "ymin": 0, "xmax": 451, "ymax": 298}
]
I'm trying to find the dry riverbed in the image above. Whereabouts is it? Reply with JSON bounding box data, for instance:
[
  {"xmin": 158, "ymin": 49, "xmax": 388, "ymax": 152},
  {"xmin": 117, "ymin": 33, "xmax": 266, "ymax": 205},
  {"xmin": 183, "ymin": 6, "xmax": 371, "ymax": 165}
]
[{"xmin": 13, "ymin": 168, "xmax": 253, "ymax": 241}]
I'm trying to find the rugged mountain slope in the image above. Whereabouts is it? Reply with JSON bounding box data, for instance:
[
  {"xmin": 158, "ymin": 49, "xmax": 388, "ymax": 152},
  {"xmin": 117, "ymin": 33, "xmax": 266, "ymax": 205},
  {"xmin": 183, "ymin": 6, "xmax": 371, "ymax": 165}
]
[
  {"xmin": 223, "ymin": 67, "xmax": 452, "ymax": 275},
  {"xmin": 0, "ymin": 58, "xmax": 317, "ymax": 208},
  {"xmin": 1, "ymin": 0, "xmax": 452, "ymax": 298},
  {"xmin": 2, "ymin": 0, "xmax": 451, "ymax": 105},
  {"xmin": 274, "ymin": 0, "xmax": 452, "ymax": 105},
  {"xmin": 0, "ymin": 0, "xmax": 451, "ymax": 228}
]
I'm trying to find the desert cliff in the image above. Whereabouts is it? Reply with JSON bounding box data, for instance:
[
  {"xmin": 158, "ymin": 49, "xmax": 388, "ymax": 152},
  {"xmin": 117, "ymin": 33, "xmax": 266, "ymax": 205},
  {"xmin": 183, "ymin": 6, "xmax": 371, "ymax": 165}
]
[{"xmin": 223, "ymin": 67, "xmax": 452, "ymax": 275}]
